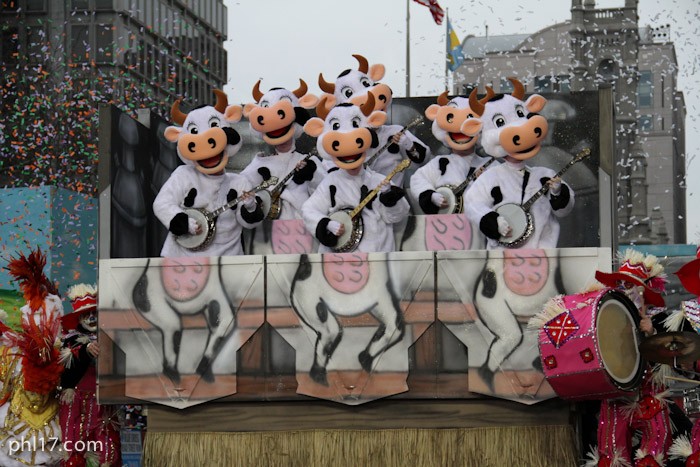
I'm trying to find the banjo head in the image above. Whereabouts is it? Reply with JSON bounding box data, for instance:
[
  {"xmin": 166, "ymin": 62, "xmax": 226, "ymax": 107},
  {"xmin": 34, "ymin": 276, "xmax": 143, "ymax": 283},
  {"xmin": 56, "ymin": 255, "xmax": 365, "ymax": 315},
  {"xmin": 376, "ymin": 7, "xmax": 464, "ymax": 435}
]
[
  {"xmin": 329, "ymin": 209, "xmax": 364, "ymax": 253},
  {"xmin": 495, "ymin": 203, "xmax": 533, "ymax": 248},
  {"xmin": 257, "ymin": 190, "xmax": 274, "ymax": 219},
  {"xmin": 435, "ymin": 185, "xmax": 462, "ymax": 215},
  {"xmin": 175, "ymin": 208, "xmax": 215, "ymax": 251}
]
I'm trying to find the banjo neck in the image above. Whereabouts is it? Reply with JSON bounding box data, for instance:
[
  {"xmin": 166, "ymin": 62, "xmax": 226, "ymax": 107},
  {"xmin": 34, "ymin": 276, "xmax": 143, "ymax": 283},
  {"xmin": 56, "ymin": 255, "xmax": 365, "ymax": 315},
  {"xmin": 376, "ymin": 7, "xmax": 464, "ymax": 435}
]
[
  {"xmin": 270, "ymin": 150, "xmax": 317, "ymax": 199},
  {"xmin": 520, "ymin": 148, "xmax": 591, "ymax": 212},
  {"xmin": 348, "ymin": 159, "xmax": 411, "ymax": 220},
  {"xmin": 364, "ymin": 116, "xmax": 423, "ymax": 167},
  {"xmin": 451, "ymin": 157, "xmax": 496, "ymax": 196},
  {"xmin": 209, "ymin": 177, "xmax": 278, "ymax": 219}
]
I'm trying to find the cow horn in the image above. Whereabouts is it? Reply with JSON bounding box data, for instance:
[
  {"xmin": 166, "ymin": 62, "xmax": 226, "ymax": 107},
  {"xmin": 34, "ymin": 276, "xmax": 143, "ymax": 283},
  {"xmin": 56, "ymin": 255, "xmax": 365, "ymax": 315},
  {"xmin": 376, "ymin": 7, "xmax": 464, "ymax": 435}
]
[
  {"xmin": 509, "ymin": 77, "xmax": 525, "ymax": 100},
  {"xmin": 316, "ymin": 95, "xmax": 332, "ymax": 121},
  {"xmin": 353, "ymin": 54, "xmax": 369, "ymax": 74},
  {"xmin": 318, "ymin": 73, "xmax": 335, "ymax": 94},
  {"xmin": 437, "ymin": 91, "xmax": 449, "ymax": 106},
  {"xmin": 360, "ymin": 92, "xmax": 375, "ymax": 117},
  {"xmin": 468, "ymin": 89, "xmax": 484, "ymax": 117},
  {"xmin": 252, "ymin": 80, "xmax": 264, "ymax": 103},
  {"xmin": 293, "ymin": 79, "xmax": 307, "ymax": 98},
  {"xmin": 171, "ymin": 99, "xmax": 187, "ymax": 126},
  {"xmin": 480, "ymin": 86, "xmax": 496, "ymax": 105},
  {"xmin": 213, "ymin": 89, "xmax": 228, "ymax": 113}
]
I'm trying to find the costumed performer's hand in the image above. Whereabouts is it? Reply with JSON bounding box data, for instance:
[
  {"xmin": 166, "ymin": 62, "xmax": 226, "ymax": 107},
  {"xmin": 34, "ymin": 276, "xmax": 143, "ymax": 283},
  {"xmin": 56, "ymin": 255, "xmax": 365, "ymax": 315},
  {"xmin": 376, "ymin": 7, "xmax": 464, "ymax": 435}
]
[
  {"xmin": 327, "ymin": 220, "xmax": 345, "ymax": 237},
  {"xmin": 295, "ymin": 160, "xmax": 307, "ymax": 171},
  {"xmin": 547, "ymin": 177, "xmax": 562, "ymax": 196},
  {"xmin": 391, "ymin": 132, "xmax": 414, "ymax": 152},
  {"xmin": 378, "ymin": 180, "xmax": 391, "ymax": 193},
  {"xmin": 240, "ymin": 191, "xmax": 257, "ymax": 210},
  {"xmin": 431, "ymin": 192, "xmax": 448, "ymax": 208},
  {"xmin": 497, "ymin": 216, "xmax": 512, "ymax": 237},
  {"xmin": 87, "ymin": 341, "xmax": 99, "ymax": 358},
  {"xmin": 639, "ymin": 317, "xmax": 656, "ymax": 336},
  {"xmin": 60, "ymin": 388, "xmax": 75, "ymax": 405},
  {"xmin": 188, "ymin": 217, "xmax": 202, "ymax": 235}
]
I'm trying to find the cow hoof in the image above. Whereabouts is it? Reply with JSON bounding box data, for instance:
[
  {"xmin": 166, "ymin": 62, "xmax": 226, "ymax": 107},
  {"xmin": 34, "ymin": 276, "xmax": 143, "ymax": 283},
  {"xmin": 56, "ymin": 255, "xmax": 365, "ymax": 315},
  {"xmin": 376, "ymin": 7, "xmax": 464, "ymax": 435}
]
[
  {"xmin": 196, "ymin": 356, "xmax": 215, "ymax": 383},
  {"xmin": 163, "ymin": 363, "xmax": 181, "ymax": 384},
  {"xmin": 309, "ymin": 362, "xmax": 328, "ymax": 386},
  {"xmin": 477, "ymin": 364, "xmax": 495, "ymax": 393},
  {"xmin": 358, "ymin": 350, "xmax": 374, "ymax": 373}
]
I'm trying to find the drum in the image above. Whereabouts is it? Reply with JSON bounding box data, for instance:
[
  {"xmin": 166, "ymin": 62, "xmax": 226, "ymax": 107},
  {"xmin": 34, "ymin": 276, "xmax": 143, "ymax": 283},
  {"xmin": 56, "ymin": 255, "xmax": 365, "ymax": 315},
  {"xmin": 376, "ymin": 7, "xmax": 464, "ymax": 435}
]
[{"xmin": 538, "ymin": 288, "xmax": 643, "ymax": 400}]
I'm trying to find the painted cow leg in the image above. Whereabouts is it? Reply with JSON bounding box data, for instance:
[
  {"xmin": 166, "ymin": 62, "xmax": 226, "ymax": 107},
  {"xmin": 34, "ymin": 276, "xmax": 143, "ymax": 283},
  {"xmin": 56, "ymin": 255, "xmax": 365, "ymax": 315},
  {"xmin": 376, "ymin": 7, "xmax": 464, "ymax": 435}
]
[
  {"xmin": 197, "ymin": 299, "xmax": 235, "ymax": 383},
  {"xmin": 360, "ymin": 285, "xmax": 405, "ymax": 373}
]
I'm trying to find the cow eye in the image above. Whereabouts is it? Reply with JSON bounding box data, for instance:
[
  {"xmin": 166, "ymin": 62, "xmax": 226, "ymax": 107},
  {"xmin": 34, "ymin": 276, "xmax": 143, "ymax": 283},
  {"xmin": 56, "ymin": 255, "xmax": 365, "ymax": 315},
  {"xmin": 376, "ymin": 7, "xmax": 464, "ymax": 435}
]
[
  {"xmin": 493, "ymin": 114, "xmax": 506, "ymax": 128},
  {"xmin": 341, "ymin": 87, "xmax": 353, "ymax": 99},
  {"xmin": 279, "ymin": 96, "xmax": 292, "ymax": 103},
  {"xmin": 351, "ymin": 117, "xmax": 361, "ymax": 128},
  {"xmin": 209, "ymin": 117, "xmax": 221, "ymax": 128},
  {"xmin": 360, "ymin": 77, "xmax": 371, "ymax": 88},
  {"xmin": 515, "ymin": 105, "xmax": 525, "ymax": 118},
  {"xmin": 260, "ymin": 100, "xmax": 269, "ymax": 108},
  {"xmin": 187, "ymin": 124, "xmax": 199, "ymax": 134},
  {"xmin": 332, "ymin": 122, "xmax": 340, "ymax": 130}
]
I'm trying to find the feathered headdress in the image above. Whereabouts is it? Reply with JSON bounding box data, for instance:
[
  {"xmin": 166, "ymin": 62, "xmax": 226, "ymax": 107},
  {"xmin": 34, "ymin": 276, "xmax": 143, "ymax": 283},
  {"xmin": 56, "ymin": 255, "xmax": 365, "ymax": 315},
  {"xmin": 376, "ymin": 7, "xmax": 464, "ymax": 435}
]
[
  {"xmin": 594, "ymin": 249, "xmax": 667, "ymax": 308},
  {"xmin": 6, "ymin": 248, "xmax": 59, "ymax": 312}
]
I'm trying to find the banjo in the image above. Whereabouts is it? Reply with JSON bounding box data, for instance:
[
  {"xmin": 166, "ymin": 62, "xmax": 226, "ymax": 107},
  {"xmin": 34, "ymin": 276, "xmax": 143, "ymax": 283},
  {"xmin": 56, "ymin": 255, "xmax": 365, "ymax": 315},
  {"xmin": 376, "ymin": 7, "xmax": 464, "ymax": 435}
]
[
  {"xmin": 435, "ymin": 157, "xmax": 497, "ymax": 215},
  {"xmin": 175, "ymin": 177, "xmax": 278, "ymax": 251},
  {"xmin": 496, "ymin": 148, "xmax": 591, "ymax": 248},
  {"xmin": 329, "ymin": 159, "xmax": 411, "ymax": 253},
  {"xmin": 364, "ymin": 116, "xmax": 423, "ymax": 167},
  {"xmin": 258, "ymin": 150, "xmax": 317, "ymax": 220}
]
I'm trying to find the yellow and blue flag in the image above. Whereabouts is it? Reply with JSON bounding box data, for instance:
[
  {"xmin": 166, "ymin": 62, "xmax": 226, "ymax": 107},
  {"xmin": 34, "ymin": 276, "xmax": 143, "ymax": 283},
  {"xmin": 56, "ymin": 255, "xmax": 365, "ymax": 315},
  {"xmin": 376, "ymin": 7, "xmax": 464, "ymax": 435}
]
[{"xmin": 447, "ymin": 19, "xmax": 464, "ymax": 72}]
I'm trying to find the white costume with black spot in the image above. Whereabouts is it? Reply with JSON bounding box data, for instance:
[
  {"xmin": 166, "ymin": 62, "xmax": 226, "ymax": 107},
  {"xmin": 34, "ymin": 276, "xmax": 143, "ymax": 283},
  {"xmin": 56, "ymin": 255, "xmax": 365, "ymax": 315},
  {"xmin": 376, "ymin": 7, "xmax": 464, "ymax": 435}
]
[
  {"xmin": 241, "ymin": 149, "xmax": 324, "ymax": 220},
  {"xmin": 465, "ymin": 160, "xmax": 574, "ymax": 249},
  {"xmin": 366, "ymin": 125, "xmax": 430, "ymax": 186},
  {"xmin": 410, "ymin": 152, "xmax": 491, "ymax": 207},
  {"xmin": 302, "ymin": 167, "xmax": 409, "ymax": 253},
  {"xmin": 153, "ymin": 166, "xmax": 260, "ymax": 257}
]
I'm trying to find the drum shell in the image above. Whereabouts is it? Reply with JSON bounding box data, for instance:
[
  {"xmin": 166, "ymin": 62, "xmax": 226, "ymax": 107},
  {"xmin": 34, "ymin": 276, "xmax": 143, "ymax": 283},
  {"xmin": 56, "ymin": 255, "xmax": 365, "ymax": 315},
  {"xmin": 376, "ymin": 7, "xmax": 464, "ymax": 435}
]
[{"xmin": 538, "ymin": 288, "xmax": 643, "ymax": 400}]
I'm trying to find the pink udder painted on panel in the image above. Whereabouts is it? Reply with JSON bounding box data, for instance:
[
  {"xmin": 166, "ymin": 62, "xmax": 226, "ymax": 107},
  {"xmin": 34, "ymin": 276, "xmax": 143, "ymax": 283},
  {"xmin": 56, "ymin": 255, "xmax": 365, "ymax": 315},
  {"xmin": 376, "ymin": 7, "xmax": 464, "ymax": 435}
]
[
  {"xmin": 160, "ymin": 257, "xmax": 211, "ymax": 302},
  {"xmin": 502, "ymin": 249, "xmax": 549, "ymax": 296},
  {"xmin": 322, "ymin": 252, "xmax": 370, "ymax": 294},
  {"xmin": 271, "ymin": 219, "xmax": 314, "ymax": 254},
  {"xmin": 424, "ymin": 214, "xmax": 472, "ymax": 251}
]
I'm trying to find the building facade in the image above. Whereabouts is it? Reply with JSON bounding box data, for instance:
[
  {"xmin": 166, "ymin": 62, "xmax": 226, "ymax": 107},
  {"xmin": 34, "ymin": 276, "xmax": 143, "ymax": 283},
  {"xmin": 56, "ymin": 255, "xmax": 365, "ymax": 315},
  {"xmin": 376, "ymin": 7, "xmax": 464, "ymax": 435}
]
[
  {"xmin": 452, "ymin": 0, "xmax": 686, "ymax": 245},
  {"xmin": 0, "ymin": 0, "xmax": 227, "ymax": 193}
]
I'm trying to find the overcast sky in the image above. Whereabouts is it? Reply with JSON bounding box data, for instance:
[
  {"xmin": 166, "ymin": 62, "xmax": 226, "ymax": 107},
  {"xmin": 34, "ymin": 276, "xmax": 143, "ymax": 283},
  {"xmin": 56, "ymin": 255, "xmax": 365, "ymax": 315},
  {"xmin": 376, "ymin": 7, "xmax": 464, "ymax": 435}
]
[{"xmin": 223, "ymin": 0, "xmax": 700, "ymax": 243}]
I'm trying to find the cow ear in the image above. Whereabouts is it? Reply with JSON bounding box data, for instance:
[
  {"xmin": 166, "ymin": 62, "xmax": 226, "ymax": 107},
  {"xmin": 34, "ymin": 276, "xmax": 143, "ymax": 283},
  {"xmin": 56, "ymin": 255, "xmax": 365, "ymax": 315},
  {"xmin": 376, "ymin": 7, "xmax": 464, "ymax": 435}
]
[
  {"xmin": 367, "ymin": 110, "xmax": 387, "ymax": 128},
  {"xmin": 425, "ymin": 104, "xmax": 440, "ymax": 122},
  {"xmin": 368, "ymin": 64, "xmax": 385, "ymax": 82},
  {"xmin": 303, "ymin": 117, "xmax": 325, "ymax": 138},
  {"xmin": 298, "ymin": 93, "xmax": 320, "ymax": 110},
  {"xmin": 525, "ymin": 94, "xmax": 547, "ymax": 114},
  {"xmin": 225, "ymin": 105, "xmax": 243, "ymax": 123},
  {"xmin": 243, "ymin": 103, "xmax": 256, "ymax": 118},
  {"xmin": 460, "ymin": 118, "xmax": 482, "ymax": 137},
  {"xmin": 164, "ymin": 126, "xmax": 182, "ymax": 142}
]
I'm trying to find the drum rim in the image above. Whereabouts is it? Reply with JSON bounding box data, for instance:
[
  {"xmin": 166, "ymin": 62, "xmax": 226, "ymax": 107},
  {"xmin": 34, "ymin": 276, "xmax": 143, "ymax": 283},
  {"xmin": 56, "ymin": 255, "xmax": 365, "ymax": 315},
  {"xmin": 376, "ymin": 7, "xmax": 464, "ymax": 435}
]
[{"xmin": 595, "ymin": 289, "xmax": 645, "ymax": 391}]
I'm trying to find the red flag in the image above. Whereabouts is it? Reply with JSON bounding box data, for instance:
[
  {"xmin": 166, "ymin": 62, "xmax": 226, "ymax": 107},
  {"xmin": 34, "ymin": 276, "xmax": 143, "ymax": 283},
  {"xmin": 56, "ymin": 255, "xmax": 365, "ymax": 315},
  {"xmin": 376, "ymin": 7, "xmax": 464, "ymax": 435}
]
[{"xmin": 413, "ymin": 0, "xmax": 445, "ymax": 25}]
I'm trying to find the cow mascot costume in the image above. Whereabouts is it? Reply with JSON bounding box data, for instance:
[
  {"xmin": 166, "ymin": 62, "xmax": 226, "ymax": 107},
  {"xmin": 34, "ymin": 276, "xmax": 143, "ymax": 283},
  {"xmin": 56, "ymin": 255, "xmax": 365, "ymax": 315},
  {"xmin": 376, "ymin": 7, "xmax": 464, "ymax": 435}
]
[
  {"xmin": 59, "ymin": 284, "xmax": 121, "ymax": 467},
  {"xmin": 318, "ymin": 53, "xmax": 430, "ymax": 186},
  {"xmin": 240, "ymin": 79, "xmax": 323, "ymax": 220},
  {"xmin": 410, "ymin": 88, "xmax": 495, "ymax": 215},
  {"xmin": 465, "ymin": 77, "xmax": 575, "ymax": 249},
  {"xmin": 0, "ymin": 248, "xmax": 64, "ymax": 467},
  {"xmin": 154, "ymin": 89, "xmax": 265, "ymax": 257},
  {"xmin": 301, "ymin": 93, "xmax": 410, "ymax": 253}
]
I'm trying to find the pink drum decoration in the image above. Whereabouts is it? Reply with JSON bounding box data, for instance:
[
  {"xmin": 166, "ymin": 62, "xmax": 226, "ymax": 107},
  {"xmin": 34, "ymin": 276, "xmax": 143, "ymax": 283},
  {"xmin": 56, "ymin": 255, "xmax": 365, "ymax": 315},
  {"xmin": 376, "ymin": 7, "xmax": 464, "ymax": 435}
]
[{"xmin": 538, "ymin": 288, "xmax": 643, "ymax": 400}]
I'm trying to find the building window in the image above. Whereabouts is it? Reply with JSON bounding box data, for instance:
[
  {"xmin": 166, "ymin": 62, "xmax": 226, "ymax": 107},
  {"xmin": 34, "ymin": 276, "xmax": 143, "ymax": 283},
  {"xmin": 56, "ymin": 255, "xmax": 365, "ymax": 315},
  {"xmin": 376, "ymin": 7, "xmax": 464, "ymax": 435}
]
[
  {"xmin": 26, "ymin": 25, "xmax": 46, "ymax": 63},
  {"xmin": 500, "ymin": 78, "xmax": 514, "ymax": 93},
  {"xmin": 26, "ymin": 0, "xmax": 46, "ymax": 11},
  {"xmin": 638, "ymin": 115, "xmax": 653, "ymax": 132},
  {"xmin": 1, "ymin": 26, "xmax": 18, "ymax": 64},
  {"xmin": 71, "ymin": 0, "xmax": 89, "ymax": 10},
  {"xmin": 638, "ymin": 71, "xmax": 653, "ymax": 107},
  {"xmin": 70, "ymin": 24, "xmax": 89, "ymax": 63},
  {"xmin": 95, "ymin": 0, "xmax": 112, "ymax": 9},
  {"xmin": 535, "ymin": 76, "xmax": 553, "ymax": 93},
  {"xmin": 1, "ymin": 0, "xmax": 18, "ymax": 11},
  {"xmin": 96, "ymin": 24, "xmax": 113, "ymax": 62},
  {"xmin": 557, "ymin": 75, "xmax": 571, "ymax": 93}
]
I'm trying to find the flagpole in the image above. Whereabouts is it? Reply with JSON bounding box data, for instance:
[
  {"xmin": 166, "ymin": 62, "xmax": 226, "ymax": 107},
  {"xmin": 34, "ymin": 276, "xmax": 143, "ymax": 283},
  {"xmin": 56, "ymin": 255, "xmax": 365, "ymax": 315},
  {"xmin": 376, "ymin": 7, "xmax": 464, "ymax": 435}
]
[
  {"xmin": 406, "ymin": 0, "xmax": 411, "ymax": 97},
  {"xmin": 444, "ymin": 8, "xmax": 449, "ymax": 93}
]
